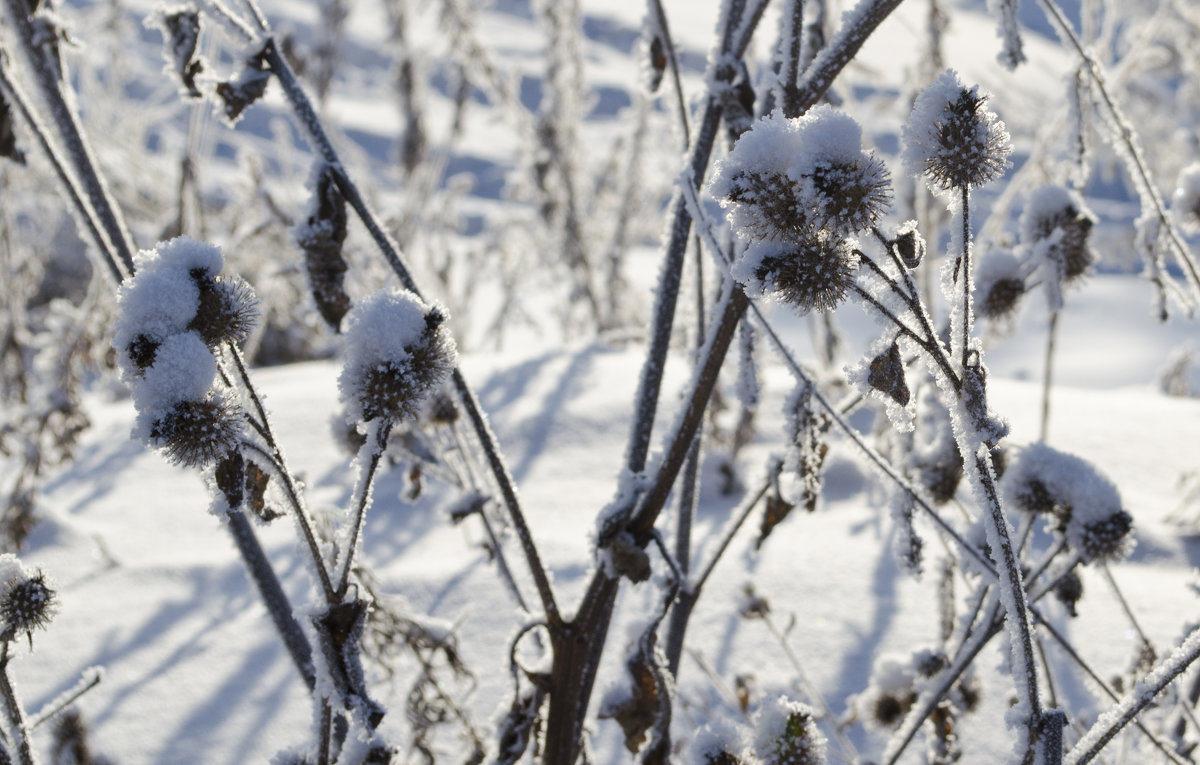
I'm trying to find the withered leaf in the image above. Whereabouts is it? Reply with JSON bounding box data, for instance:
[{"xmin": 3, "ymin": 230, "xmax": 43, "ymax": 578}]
[{"xmin": 867, "ymin": 341, "xmax": 909, "ymax": 406}]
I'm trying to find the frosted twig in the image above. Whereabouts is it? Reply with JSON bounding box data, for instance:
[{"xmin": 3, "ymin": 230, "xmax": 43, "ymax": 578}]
[
  {"xmin": 0, "ymin": 52, "xmax": 124, "ymax": 285},
  {"xmin": 793, "ymin": 0, "xmax": 905, "ymax": 108},
  {"xmin": 0, "ymin": 644, "xmax": 33, "ymax": 765},
  {"xmin": 335, "ymin": 420, "xmax": 393, "ymax": 600},
  {"xmin": 1065, "ymin": 627, "xmax": 1200, "ymax": 765},
  {"xmin": 0, "ymin": 0, "xmax": 136, "ymax": 275},
  {"xmin": 226, "ymin": 344, "xmax": 337, "ymax": 604},
  {"xmin": 28, "ymin": 667, "xmax": 102, "ymax": 730}
]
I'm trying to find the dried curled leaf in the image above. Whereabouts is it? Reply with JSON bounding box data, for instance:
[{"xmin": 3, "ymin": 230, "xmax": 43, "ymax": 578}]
[
  {"xmin": 159, "ymin": 7, "xmax": 205, "ymax": 98},
  {"xmin": 867, "ymin": 341, "xmax": 909, "ymax": 407},
  {"xmin": 0, "ymin": 89, "xmax": 26, "ymax": 165},
  {"xmin": 296, "ymin": 164, "xmax": 351, "ymax": 331},
  {"xmin": 644, "ymin": 34, "xmax": 666, "ymax": 93},
  {"xmin": 244, "ymin": 458, "xmax": 280, "ymax": 522},
  {"xmin": 755, "ymin": 493, "xmax": 795, "ymax": 551},
  {"xmin": 216, "ymin": 47, "xmax": 271, "ymax": 123},
  {"xmin": 600, "ymin": 630, "xmax": 668, "ymax": 756}
]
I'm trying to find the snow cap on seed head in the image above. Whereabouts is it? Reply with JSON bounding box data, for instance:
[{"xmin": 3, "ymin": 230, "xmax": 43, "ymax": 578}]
[
  {"xmin": 903, "ymin": 69, "xmax": 1012, "ymax": 193},
  {"xmin": 752, "ymin": 696, "xmax": 827, "ymax": 765},
  {"xmin": 339, "ymin": 288, "xmax": 457, "ymax": 425}
]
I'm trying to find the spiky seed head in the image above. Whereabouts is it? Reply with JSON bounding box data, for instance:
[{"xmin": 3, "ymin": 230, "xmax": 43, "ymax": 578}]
[
  {"xmin": 1021, "ymin": 185, "xmax": 1097, "ymax": 283},
  {"xmin": 891, "ymin": 222, "xmax": 926, "ymax": 269},
  {"xmin": 0, "ymin": 570, "xmax": 55, "ymax": 644},
  {"xmin": 725, "ymin": 170, "xmax": 808, "ymax": 243},
  {"xmin": 150, "ymin": 397, "xmax": 242, "ymax": 468},
  {"xmin": 981, "ymin": 277, "xmax": 1025, "ymax": 319},
  {"xmin": 750, "ymin": 235, "xmax": 859, "ymax": 314},
  {"xmin": 753, "ymin": 697, "xmax": 828, "ymax": 765},
  {"xmin": 127, "ymin": 334, "xmax": 160, "ymax": 374},
  {"xmin": 188, "ymin": 269, "xmax": 260, "ymax": 348},
  {"xmin": 804, "ymin": 154, "xmax": 892, "ymax": 235},
  {"xmin": 903, "ymin": 69, "xmax": 1012, "ymax": 192},
  {"xmin": 871, "ymin": 691, "xmax": 914, "ymax": 729},
  {"xmin": 340, "ymin": 290, "xmax": 458, "ymax": 425},
  {"xmin": 1075, "ymin": 509, "xmax": 1134, "ymax": 564},
  {"xmin": 1054, "ymin": 570, "xmax": 1084, "ymax": 617}
]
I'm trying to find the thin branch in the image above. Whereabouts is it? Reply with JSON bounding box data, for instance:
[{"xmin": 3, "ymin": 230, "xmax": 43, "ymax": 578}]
[
  {"xmin": 335, "ymin": 420, "xmax": 393, "ymax": 600},
  {"xmin": 1065, "ymin": 626, "xmax": 1200, "ymax": 765},
  {"xmin": 0, "ymin": 645, "xmax": 34, "ymax": 765},
  {"xmin": 0, "ymin": 52, "xmax": 124, "ymax": 285}
]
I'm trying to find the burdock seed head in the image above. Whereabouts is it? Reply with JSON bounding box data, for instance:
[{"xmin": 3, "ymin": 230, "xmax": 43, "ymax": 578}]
[
  {"xmin": 752, "ymin": 697, "xmax": 828, "ymax": 765},
  {"xmin": 339, "ymin": 289, "xmax": 458, "ymax": 425},
  {"xmin": 150, "ymin": 395, "xmax": 243, "ymax": 469},
  {"xmin": 188, "ymin": 269, "xmax": 261, "ymax": 348},
  {"xmin": 976, "ymin": 250, "xmax": 1027, "ymax": 320},
  {"xmin": 903, "ymin": 69, "xmax": 1012, "ymax": 192},
  {"xmin": 0, "ymin": 560, "xmax": 56, "ymax": 646},
  {"xmin": 736, "ymin": 235, "xmax": 860, "ymax": 314},
  {"xmin": 1021, "ymin": 185, "xmax": 1096, "ymax": 284}
]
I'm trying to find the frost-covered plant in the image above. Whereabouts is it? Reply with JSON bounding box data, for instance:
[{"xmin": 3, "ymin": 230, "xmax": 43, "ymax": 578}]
[
  {"xmin": 114, "ymin": 237, "xmax": 256, "ymax": 468},
  {"xmin": 338, "ymin": 288, "xmax": 456, "ymax": 426},
  {"xmin": 710, "ymin": 106, "xmax": 891, "ymax": 313}
]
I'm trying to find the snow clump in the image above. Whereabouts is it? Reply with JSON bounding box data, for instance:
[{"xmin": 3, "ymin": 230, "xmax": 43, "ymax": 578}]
[
  {"xmin": 751, "ymin": 695, "xmax": 827, "ymax": 764},
  {"xmin": 114, "ymin": 237, "xmax": 258, "ymax": 468},
  {"xmin": 1001, "ymin": 442, "xmax": 1134, "ymax": 563},
  {"xmin": 338, "ymin": 288, "xmax": 457, "ymax": 424}
]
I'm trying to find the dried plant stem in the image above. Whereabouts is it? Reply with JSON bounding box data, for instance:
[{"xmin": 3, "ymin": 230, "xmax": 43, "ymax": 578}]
[
  {"xmin": 226, "ymin": 344, "xmax": 337, "ymax": 604},
  {"xmin": 1099, "ymin": 564, "xmax": 1153, "ymax": 652},
  {"xmin": 335, "ymin": 420, "xmax": 393, "ymax": 600},
  {"xmin": 793, "ymin": 0, "xmax": 906, "ymax": 108},
  {"xmin": 225, "ymin": 509, "xmax": 316, "ymax": 690},
  {"xmin": 0, "ymin": 644, "xmax": 33, "ymax": 765},
  {"xmin": 1040, "ymin": 310, "xmax": 1059, "ymax": 443},
  {"xmin": 258, "ymin": 38, "xmax": 561, "ymax": 627},
  {"xmin": 0, "ymin": 0, "xmax": 135, "ymax": 275},
  {"xmin": 0, "ymin": 55, "xmax": 124, "ymax": 285},
  {"xmin": 664, "ymin": 476, "xmax": 769, "ymax": 677},
  {"xmin": 1065, "ymin": 627, "xmax": 1200, "ymax": 765}
]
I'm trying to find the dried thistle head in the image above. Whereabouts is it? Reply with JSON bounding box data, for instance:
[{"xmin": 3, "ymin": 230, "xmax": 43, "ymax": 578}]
[
  {"xmin": 0, "ymin": 564, "xmax": 56, "ymax": 645},
  {"xmin": 188, "ymin": 269, "xmax": 260, "ymax": 348},
  {"xmin": 752, "ymin": 697, "xmax": 828, "ymax": 765},
  {"xmin": 1021, "ymin": 185, "xmax": 1097, "ymax": 284},
  {"xmin": 737, "ymin": 235, "xmax": 859, "ymax": 314},
  {"xmin": 713, "ymin": 107, "xmax": 891, "ymax": 242},
  {"xmin": 150, "ymin": 396, "xmax": 243, "ymax": 468},
  {"xmin": 340, "ymin": 290, "xmax": 458, "ymax": 425},
  {"xmin": 903, "ymin": 69, "xmax": 1011, "ymax": 192},
  {"xmin": 976, "ymin": 250, "xmax": 1026, "ymax": 320}
]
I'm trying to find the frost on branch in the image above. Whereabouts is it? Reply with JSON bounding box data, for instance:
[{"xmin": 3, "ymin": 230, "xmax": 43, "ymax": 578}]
[
  {"xmin": 710, "ymin": 106, "xmax": 892, "ymax": 313},
  {"xmin": 1001, "ymin": 442, "xmax": 1134, "ymax": 564},
  {"xmin": 338, "ymin": 288, "xmax": 457, "ymax": 425},
  {"xmin": 114, "ymin": 237, "xmax": 257, "ymax": 468},
  {"xmin": 987, "ymin": 0, "xmax": 1025, "ymax": 71},
  {"xmin": 903, "ymin": 69, "xmax": 1011, "ymax": 193}
]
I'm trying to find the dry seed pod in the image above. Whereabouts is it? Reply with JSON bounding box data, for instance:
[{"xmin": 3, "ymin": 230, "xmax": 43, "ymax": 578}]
[
  {"xmin": 296, "ymin": 165, "xmax": 351, "ymax": 331},
  {"xmin": 904, "ymin": 69, "xmax": 1011, "ymax": 192},
  {"xmin": 0, "ymin": 89, "xmax": 26, "ymax": 165},
  {"xmin": 890, "ymin": 222, "xmax": 925, "ymax": 269}
]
